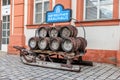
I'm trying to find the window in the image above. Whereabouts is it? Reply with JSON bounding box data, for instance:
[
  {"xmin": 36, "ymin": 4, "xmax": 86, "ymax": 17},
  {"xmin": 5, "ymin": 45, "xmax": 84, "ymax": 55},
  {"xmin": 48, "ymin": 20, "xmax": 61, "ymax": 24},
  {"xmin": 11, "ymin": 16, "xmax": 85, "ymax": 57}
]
[
  {"xmin": 85, "ymin": 0, "xmax": 113, "ymax": 20},
  {"xmin": 2, "ymin": 15, "xmax": 10, "ymax": 44},
  {"xmin": 2, "ymin": 0, "xmax": 10, "ymax": 6},
  {"xmin": 34, "ymin": 0, "xmax": 49, "ymax": 24}
]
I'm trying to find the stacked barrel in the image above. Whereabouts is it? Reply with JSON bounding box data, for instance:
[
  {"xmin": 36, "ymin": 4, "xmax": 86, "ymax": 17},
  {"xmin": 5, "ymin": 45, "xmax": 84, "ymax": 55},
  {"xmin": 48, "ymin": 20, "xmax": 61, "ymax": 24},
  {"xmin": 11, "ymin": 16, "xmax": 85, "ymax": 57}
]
[{"xmin": 28, "ymin": 26, "xmax": 87, "ymax": 54}]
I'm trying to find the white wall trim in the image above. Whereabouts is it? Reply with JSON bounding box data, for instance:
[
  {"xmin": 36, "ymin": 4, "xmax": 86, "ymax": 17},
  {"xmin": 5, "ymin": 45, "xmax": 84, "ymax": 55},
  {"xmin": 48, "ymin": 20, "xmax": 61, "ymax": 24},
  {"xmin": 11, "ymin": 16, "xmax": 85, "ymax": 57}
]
[
  {"xmin": 83, "ymin": 0, "xmax": 86, "ymax": 20},
  {"xmin": 71, "ymin": 0, "xmax": 76, "ymax": 25},
  {"xmin": 119, "ymin": 0, "xmax": 120, "ymax": 50},
  {"xmin": 24, "ymin": 0, "xmax": 28, "ymax": 45},
  {"xmin": 12, "ymin": 0, "xmax": 14, "ymax": 35},
  {"xmin": 119, "ymin": 0, "xmax": 120, "ymax": 19},
  {"xmin": 52, "ymin": 0, "xmax": 55, "ymax": 26},
  {"xmin": 0, "ymin": 0, "xmax": 2, "ymax": 20},
  {"xmin": 52, "ymin": 0, "xmax": 55, "ymax": 9},
  {"xmin": 24, "ymin": 0, "xmax": 28, "ymax": 32}
]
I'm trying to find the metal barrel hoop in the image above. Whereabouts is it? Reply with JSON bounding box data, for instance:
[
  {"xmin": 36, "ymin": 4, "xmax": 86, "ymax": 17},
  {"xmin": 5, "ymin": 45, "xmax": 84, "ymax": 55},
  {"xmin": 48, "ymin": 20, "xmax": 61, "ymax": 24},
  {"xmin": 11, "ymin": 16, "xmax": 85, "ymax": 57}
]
[
  {"xmin": 68, "ymin": 26, "xmax": 74, "ymax": 37},
  {"xmin": 69, "ymin": 37, "xmax": 77, "ymax": 52},
  {"xmin": 71, "ymin": 26, "xmax": 78, "ymax": 37},
  {"xmin": 76, "ymin": 37, "xmax": 82, "ymax": 51}
]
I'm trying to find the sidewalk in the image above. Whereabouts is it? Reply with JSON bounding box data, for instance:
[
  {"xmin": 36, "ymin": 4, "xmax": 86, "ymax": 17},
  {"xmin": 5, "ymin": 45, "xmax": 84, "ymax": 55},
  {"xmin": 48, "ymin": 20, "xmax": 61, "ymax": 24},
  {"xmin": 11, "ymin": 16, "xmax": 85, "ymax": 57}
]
[
  {"xmin": 0, "ymin": 51, "xmax": 7, "ymax": 56},
  {"xmin": 0, "ymin": 51, "xmax": 120, "ymax": 80}
]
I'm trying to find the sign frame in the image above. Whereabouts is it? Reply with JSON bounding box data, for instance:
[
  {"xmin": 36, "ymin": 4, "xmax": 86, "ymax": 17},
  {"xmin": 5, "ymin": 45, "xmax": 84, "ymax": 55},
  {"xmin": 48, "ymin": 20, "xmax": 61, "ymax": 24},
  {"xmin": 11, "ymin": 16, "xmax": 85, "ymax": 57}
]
[{"xmin": 46, "ymin": 4, "xmax": 72, "ymax": 23}]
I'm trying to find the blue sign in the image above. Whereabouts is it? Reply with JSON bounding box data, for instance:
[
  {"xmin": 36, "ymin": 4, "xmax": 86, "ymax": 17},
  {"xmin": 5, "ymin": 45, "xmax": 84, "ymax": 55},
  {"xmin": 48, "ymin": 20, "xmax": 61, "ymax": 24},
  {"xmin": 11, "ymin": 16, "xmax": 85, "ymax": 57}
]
[{"xmin": 46, "ymin": 4, "xmax": 72, "ymax": 23}]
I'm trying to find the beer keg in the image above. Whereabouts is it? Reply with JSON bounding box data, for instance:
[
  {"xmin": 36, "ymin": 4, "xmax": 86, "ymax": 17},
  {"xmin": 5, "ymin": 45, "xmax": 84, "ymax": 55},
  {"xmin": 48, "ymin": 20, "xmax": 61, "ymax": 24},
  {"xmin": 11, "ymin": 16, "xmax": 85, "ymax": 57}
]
[
  {"xmin": 38, "ymin": 27, "xmax": 49, "ymax": 38},
  {"xmin": 38, "ymin": 37, "xmax": 50, "ymax": 50},
  {"xmin": 49, "ymin": 37, "xmax": 62, "ymax": 51},
  {"xmin": 49, "ymin": 27, "xmax": 60, "ymax": 38},
  {"xmin": 60, "ymin": 26, "xmax": 78, "ymax": 38},
  {"xmin": 28, "ymin": 37, "xmax": 39, "ymax": 50},
  {"xmin": 62, "ymin": 37, "xmax": 87, "ymax": 52}
]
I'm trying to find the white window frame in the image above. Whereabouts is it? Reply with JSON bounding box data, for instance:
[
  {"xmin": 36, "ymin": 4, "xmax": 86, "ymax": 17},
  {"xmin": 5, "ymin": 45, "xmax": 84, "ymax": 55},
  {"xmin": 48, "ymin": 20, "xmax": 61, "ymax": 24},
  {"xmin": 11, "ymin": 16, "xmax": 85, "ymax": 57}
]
[
  {"xmin": 34, "ymin": 0, "xmax": 49, "ymax": 24},
  {"xmin": 84, "ymin": 0, "xmax": 113, "ymax": 21}
]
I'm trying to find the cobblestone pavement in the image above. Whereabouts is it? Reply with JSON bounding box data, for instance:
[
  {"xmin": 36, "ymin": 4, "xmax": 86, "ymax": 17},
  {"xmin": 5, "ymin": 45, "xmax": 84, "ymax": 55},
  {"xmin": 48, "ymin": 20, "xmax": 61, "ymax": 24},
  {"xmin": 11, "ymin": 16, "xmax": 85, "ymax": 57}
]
[{"xmin": 0, "ymin": 52, "xmax": 120, "ymax": 80}]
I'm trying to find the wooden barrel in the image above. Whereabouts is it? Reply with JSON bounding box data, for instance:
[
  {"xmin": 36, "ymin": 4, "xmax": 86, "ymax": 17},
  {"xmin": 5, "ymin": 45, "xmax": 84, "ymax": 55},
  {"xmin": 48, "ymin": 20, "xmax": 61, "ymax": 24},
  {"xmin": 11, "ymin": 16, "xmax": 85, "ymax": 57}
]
[
  {"xmin": 28, "ymin": 37, "xmax": 39, "ymax": 50},
  {"xmin": 38, "ymin": 37, "xmax": 50, "ymax": 50},
  {"xmin": 49, "ymin": 37, "xmax": 62, "ymax": 51},
  {"xmin": 61, "ymin": 37, "xmax": 87, "ymax": 52},
  {"xmin": 49, "ymin": 27, "xmax": 60, "ymax": 38},
  {"xmin": 38, "ymin": 27, "xmax": 49, "ymax": 38},
  {"xmin": 60, "ymin": 26, "xmax": 78, "ymax": 38},
  {"xmin": 77, "ymin": 37, "xmax": 87, "ymax": 52},
  {"xmin": 61, "ymin": 37, "xmax": 75, "ymax": 52},
  {"xmin": 72, "ymin": 26, "xmax": 78, "ymax": 37}
]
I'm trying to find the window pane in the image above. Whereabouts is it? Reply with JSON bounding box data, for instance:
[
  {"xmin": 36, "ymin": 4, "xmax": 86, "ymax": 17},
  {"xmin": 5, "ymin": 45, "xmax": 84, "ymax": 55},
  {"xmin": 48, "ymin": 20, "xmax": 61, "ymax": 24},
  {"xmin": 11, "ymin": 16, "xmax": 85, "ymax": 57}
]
[
  {"xmin": 2, "ymin": 31, "xmax": 7, "ymax": 37},
  {"xmin": 85, "ymin": 7, "xmax": 97, "ymax": 20},
  {"xmin": 35, "ymin": 14, "xmax": 42, "ymax": 23},
  {"xmin": 43, "ymin": 13, "xmax": 46, "ymax": 22},
  {"xmin": 7, "ymin": 15, "xmax": 10, "ymax": 22},
  {"xmin": 2, "ymin": 23, "xmax": 6, "ymax": 29},
  {"xmin": 8, "ymin": 0, "xmax": 10, "ymax": 5},
  {"xmin": 36, "ymin": 3, "xmax": 42, "ymax": 12},
  {"xmin": 3, "ymin": 0, "xmax": 7, "ymax": 5},
  {"xmin": 7, "ymin": 23, "xmax": 10, "ymax": 29},
  {"xmin": 2, "ymin": 38, "xmax": 7, "ymax": 44},
  {"xmin": 7, "ymin": 30, "xmax": 10, "ymax": 36},
  {"xmin": 100, "ymin": 5, "xmax": 113, "ymax": 18},
  {"xmin": 3, "ymin": 16, "xmax": 6, "ymax": 22},
  {"xmin": 7, "ymin": 38, "xmax": 9, "ymax": 44},
  {"xmin": 100, "ymin": 0, "xmax": 113, "ymax": 5},
  {"xmin": 44, "ymin": 1, "xmax": 49, "ymax": 12},
  {"xmin": 35, "ymin": 0, "xmax": 40, "ymax": 1},
  {"xmin": 86, "ymin": 0, "xmax": 98, "ymax": 6}
]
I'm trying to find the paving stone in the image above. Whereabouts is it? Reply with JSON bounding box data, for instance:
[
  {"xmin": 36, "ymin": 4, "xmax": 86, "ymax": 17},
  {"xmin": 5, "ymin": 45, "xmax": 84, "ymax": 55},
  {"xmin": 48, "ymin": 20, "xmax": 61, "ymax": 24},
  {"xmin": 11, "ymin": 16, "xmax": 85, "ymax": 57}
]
[
  {"xmin": 48, "ymin": 75, "xmax": 60, "ymax": 79},
  {"xmin": 69, "ymin": 74, "xmax": 81, "ymax": 78},
  {"xmin": 76, "ymin": 76, "xmax": 88, "ymax": 80},
  {"xmin": 84, "ymin": 77, "xmax": 95, "ymax": 80},
  {"xmin": 0, "ymin": 53, "xmax": 120, "ymax": 80},
  {"xmin": 21, "ymin": 79, "xmax": 31, "ymax": 80},
  {"xmin": 0, "ymin": 78, "xmax": 11, "ymax": 80},
  {"xmin": 42, "ymin": 78, "xmax": 53, "ymax": 80},
  {"xmin": 64, "ymin": 78, "xmax": 74, "ymax": 80},
  {"xmin": 94, "ymin": 78, "xmax": 104, "ymax": 80},
  {"xmin": 117, "ymin": 78, "xmax": 120, "ymax": 80},
  {"xmin": 56, "ymin": 73, "xmax": 64, "ymax": 76},
  {"xmin": 87, "ymin": 75, "xmax": 98, "ymax": 79},
  {"xmin": 55, "ymin": 77, "xmax": 66, "ymax": 80},
  {"xmin": 97, "ymin": 67, "xmax": 115, "ymax": 79},
  {"xmin": 108, "ymin": 71, "xmax": 120, "ymax": 79}
]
